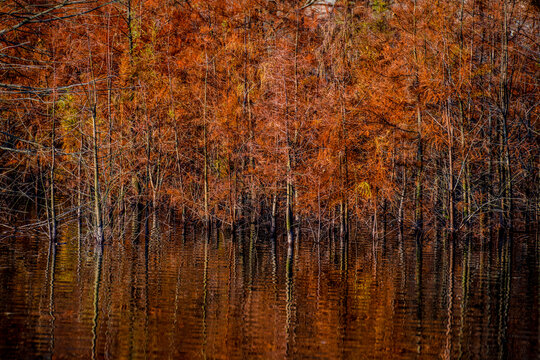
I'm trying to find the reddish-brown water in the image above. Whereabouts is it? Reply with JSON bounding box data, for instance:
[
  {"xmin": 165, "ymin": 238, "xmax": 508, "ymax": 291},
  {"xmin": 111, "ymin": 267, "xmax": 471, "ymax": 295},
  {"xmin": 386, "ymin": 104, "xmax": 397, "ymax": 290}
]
[{"xmin": 0, "ymin": 219, "xmax": 537, "ymax": 359}]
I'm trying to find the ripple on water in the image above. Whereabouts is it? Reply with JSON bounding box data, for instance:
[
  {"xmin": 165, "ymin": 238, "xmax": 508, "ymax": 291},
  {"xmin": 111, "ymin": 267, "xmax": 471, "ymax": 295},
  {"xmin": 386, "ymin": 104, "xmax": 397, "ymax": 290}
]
[{"xmin": 0, "ymin": 223, "xmax": 537, "ymax": 359}]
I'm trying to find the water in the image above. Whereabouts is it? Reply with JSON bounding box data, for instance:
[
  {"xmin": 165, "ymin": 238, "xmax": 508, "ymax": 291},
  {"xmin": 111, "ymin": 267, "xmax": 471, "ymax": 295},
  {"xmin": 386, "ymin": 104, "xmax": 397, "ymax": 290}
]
[{"xmin": 0, "ymin": 219, "xmax": 537, "ymax": 359}]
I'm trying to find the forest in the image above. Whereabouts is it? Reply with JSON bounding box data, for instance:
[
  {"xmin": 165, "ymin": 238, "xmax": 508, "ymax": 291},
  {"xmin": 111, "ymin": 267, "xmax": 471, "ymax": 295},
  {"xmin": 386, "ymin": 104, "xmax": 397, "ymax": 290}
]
[{"xmin": 0, "ymin": 0, "xmax": 538, "ymax": 242}]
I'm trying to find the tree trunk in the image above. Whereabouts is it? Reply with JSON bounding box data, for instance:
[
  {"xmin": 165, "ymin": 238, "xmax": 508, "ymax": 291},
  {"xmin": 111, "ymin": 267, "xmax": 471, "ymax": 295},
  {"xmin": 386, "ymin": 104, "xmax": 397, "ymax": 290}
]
[
  {"xmin": 499, "ymin": 0, "xmax": 512, "ymax": 229},
  {"xmin": 270, "ymin": 186, "xmax": 277, "ymax": 238},
  {"xmin": 88, "ymin": 32, "xmax": 103, "ymax": 243},
  {"xmin": 415, "ymin": 106, "xmax": 423, "ymax": 232},
  {"xmin": 203, "ymin": 53, "xmax": 210, "ymax": 227},
  {"xmin": 91, "ymin": 105, "xmax": 104, "ymax": 243},
  {"xmin": 49, "ymin": 90, "xmax": 57, "ymax": 242},
  {"xmin": 286, "ymin": 151, "xmax": 294, "ymax": 245},
  {"xmin": 446, "ymin": 105, "xmax": 455, "ymax": 234}
]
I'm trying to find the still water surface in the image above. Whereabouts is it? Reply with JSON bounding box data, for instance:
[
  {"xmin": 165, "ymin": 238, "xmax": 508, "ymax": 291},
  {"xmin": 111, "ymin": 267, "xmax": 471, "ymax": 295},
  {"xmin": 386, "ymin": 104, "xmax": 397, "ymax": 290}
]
[{"xmin": 0, "ymin": 219, "xmax": 537, "ymax": 359}]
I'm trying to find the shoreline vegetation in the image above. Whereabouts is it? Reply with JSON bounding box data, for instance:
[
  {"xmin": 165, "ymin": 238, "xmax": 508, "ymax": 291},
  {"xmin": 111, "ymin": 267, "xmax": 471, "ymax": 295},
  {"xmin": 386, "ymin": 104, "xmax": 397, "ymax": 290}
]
[{"xmin": 0, "ymin": 0, "xmax": 538, "ymax": 242}]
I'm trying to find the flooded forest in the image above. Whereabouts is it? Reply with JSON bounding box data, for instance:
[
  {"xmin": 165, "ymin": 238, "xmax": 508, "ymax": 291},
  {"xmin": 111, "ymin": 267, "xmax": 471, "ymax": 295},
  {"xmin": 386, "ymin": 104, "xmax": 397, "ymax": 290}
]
[{"xmin": 0, "ymin": 0, "xmax": 538, "ymax": 359}]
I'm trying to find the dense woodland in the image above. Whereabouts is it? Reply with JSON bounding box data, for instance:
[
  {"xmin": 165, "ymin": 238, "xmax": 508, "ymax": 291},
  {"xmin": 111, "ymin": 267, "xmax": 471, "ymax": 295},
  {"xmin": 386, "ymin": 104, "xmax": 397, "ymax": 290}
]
[{"xmin": 0, "ymin": 0, "xmax": 538, "ymax": 242}]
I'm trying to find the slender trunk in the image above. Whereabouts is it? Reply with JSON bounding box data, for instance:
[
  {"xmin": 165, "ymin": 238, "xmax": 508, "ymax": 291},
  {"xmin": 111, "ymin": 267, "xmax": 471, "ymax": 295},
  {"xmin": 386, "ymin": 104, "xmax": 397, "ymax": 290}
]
[
  {"xmin": 270, "ymin": 186, "xmax": 277, "ymax": 238},
  {"xmin": 166, "ymin": 39, "xmax": 185, "ymax": 209},
  {"xmin": 292, "ymin": 13, "xmax": 300, "ymax": 234},
  {"xmin": 39, "ymin": 158, "xmax": 52, "ymax": 240},
  {"xmin": 413, "ymin": 0, "xmax": 423, "ymax": 232},
  {"xmin": 434, "ymin": 157, "xmax": 443, "ymax": 232},
  {"xmin": 499, "ymin": 0, "xmax": 512, "ymax": 228},
  {"xmin": 442, "ymin": 21, "xmax": 456, "ymax": 234},
  {"xmin": 88, "ymin": 31, "xmax": 104, "ymax": 243},
  {"xmin": 447, "ymin": 104, "xmax": 455, "ymax": 234},
  {"xmin": 286, "ymin": 149, "xmax": 294, "ymax": 245},
  {"xmin": 339, "ymin": 99, "xmax": 349, "ymax": 241},
  {"xmin": 458, "ymin": 0, "xmax": 472, "ymax": 228},
  {"xmin": 91, "ymin": 106, "xmax": 104, "ymax": 243},
  {"xmin": 415, "ymin": 106, "xmax": 423, "ymax": 231},
  {"xmin": 459, "ymin": 101, "xmax": 471, "ymax": 225},
  {"xmin": 228, "ymin": 154, "xmax": 237, "ymax": 231},
  {"xmin": 317, "ymin": 179, "xmax": 322, "ymax": 241},
  {"xmin": 203, "ymin": 53, "xmax": 210, "ymax": 227},
  {"xmin": 382, "ymin": 198, "xmax": 388, "ymax": 239},
  {"xmin": 243, "ymin": 14, "xmax": 257, "ymax": 226},
  {"xmin": 127, "ymin": 0, "xmax": 133, "ymax": 56},
  {"xmin": 77, "ymin": 132, "xmax": 83, "ymax": 235},
  {"xmin": 283, "ymin": 55, "xmax": 294, "ymax": 244},
  {"xmin": 138, "ymin": 81, "xmax": 152, "ymax": 210},
  {"xmin": 49, "ymin": 90, "xmax": 57, "ymax": 242},
  {"xmin": 106, "ymin": 12, "xmax": 114, "ymax": 224},
  {"xmin": 485, "ymin": 22, "xmax": 497, "ymax": 229},
  {"xmin": 484, "ymin": 110, "xmax": 494, "ymax": 230},
  {"xmin": 397, "ymin": 168, "xmax": 406, "ymax": 236},
  {"xmin": 372, "ymin": 196, "xmax": 378, "ymax": 239}
]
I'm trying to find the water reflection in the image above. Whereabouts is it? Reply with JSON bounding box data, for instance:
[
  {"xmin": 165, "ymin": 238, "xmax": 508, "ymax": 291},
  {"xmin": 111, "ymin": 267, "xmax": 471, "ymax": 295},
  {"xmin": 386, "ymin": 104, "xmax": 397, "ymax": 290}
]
[
  {"xmin": 0, "ymin": 216, "xmax": 537, "ymax": 359},
  {"xmin": 91, "ymin": 243, "xmax": 103, "ymax": 360}
]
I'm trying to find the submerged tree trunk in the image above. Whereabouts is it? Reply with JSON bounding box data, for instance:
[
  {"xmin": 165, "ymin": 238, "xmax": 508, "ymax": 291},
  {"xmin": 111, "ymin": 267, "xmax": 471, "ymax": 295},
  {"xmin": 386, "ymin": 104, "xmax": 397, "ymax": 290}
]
[
  {"xmin": 446, "ymin": 104, "xmax": 456, "ymax": 234},
  {"xmin": 91, "ymin": 105, "xmax": 104, "ymax": 243},
  {"xmin": 49, "ymin": 89, "xmax": 57, "ymax": 242},
  {"xmin": 88, "ymin": 31, "xmax": 104, "ymax": 243},
  {"xmin": 415, "ymin": 106, "xmax": 423, "ymax": 232},
  {"xmin": 339, "ymin": 101, "xmax": 349, "ymax": 242},
  {"xmin": 203, "ymin": 52, "xmax": 210, "ymax": 227},
  {"xmin": 459, "ymin": 101, "xmax": 471, "ymax": 227},
  {"xmin": 458, "ymin": 1, "xmax": 472, "ymax": 229},
  {"xmin": 499, "ymin": 0, "xmax": 512, "ymax": 229},
  {"xmin": 270, "ymin": 186, "xmax": 277, "ymax": 238},
  {"xmin": 77, "ymin": 132, "xmax": 83, "ymax": 237},
  {"xmin": 286, "ymin": 150, "xmax": 294, "ymax": 245},
  {"xmin": 397, "ymin": 168, "xmax": 406, "ymax": 237},
  {"xmin": 283, "ymin": 54, "xmax": 294, "ymax": 245},
  {"xmin": 243, "ymin": 13, "xmax": 258, "ymax": 228},
  {"xmin": 412, "ymin": 0, "xmax": 423, "ymax": 233}
]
